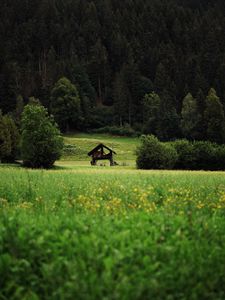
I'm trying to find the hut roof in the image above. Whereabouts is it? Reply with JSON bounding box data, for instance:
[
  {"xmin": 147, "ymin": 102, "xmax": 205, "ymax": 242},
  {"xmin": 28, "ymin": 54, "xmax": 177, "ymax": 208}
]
[{"xmin": 88, "ymin": 143, "xmax": 116, "ymax": 156}]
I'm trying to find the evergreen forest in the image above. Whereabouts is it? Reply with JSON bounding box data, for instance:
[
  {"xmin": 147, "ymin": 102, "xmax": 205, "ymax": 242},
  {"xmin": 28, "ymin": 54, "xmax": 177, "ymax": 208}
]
[{"xmin": 1, "ymin": 0, "xmax": 225, "ymax": 141}]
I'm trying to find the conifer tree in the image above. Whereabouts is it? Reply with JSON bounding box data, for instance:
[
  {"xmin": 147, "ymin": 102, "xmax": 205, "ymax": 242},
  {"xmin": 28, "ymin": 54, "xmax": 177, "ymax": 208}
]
[
  {"xmin": 0, "ymin": 111, "xmax": 11, "ymax": 162},
  {"xmin": 204, "ymin": 88, "xmax": 225, "ymax": 144},
  {"xmin": 1, "ymin": 115, "xmax": 20, "ymax": 162},
  {"xmin": 181, "ymin": 93, "xmax": 201, "ymax": 140},
  {"xmin": 142, "ymin": 92, "xmax": 161, "ymax": 136}
]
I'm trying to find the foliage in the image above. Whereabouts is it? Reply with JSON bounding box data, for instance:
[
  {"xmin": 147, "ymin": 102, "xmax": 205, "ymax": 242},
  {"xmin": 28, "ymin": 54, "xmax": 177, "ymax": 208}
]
[
  {"xmin": 142, "ymin": 92, "xmax": 161, "ymax": 135},
  {"xmin": 50, "ymin": 77, "xmax": 81, "ymax": 132},
  {"xmin": 173, "ymin": 139, "xmax": 194, "ymax": 170},
  {"xmin": 136, "ymin": 135, "xmax": 225, "ymax": 171},
  {"xmin": 173, "ymin": 140, "xmax": 225, "ymax": 171},
  {"xmin": 0, "ymin": 111, "xmax": 20, "ymax": 163},
  {"xmin": 21, "ymin": 103, "xmax": 63, "ymax": 168},
  {"xmin": 136, "ymin": 135, "xmax": 178, "ymax": 169},
  {"xmin": 0, "ymin": 111, "xmax": 11, "ymax": 161},
  {"xmin": 1, "ymin": 1, "xmax": 225, "ymax": 140},
  {"xmin": 181, "ymin": 93, "xmax": 201, "ymax": 139},
  {"xmin": 1, "ymin": 166, "xmax": 225, "ymax": 299},
  {"xmin": 88, "ymin": 106, "xmax": 114, "ymax": 128},
  {"xmin": 191, "ymin": 141, "xmax": 217, "ymax": 170},
  {"xmin": 1, "ymin": 114, "xmax": 20, "ymax": 162},
  {"xmin": 204, "ymin": 88, "xmax": 225, "ymax": 144}
]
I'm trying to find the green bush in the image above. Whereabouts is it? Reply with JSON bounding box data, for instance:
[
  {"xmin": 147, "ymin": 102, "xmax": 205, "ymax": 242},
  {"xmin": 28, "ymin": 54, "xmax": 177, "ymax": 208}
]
[
  {"xmin": 173, "ymin": 140, "xmax": 225, "ymax": 170},
  {"xmin": 136, "ymin": 135, "xmax": 178, "ymax": 169},
  {"xmin": 190, "ymin": 141, "xmax": 216, "ymax": 170},
  {"xmin": 214, "ymin": 144, "xmax": 225, "ymax": 170},
  {"xmin": 21, "ymin": 103, "xmax": 64, "ymax": 168},
  {"xmin": 173, "ymin": 139, "xmax": 195, "ymax": 170},
  {"xmin": 136, "ymin": 136, "xmax": 225, "ymax": 171}
]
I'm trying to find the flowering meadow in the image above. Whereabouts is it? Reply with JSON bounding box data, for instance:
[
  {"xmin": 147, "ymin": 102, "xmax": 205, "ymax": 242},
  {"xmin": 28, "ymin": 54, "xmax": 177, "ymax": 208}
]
[{"xmin": 1, "ymin": 165, "xmax": 225, "ymax": 299}]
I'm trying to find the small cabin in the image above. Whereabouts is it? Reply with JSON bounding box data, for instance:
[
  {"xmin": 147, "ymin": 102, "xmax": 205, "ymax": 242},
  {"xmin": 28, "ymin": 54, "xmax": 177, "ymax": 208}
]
[{"xmin": 88, "ymin": 143, "xmax": 116, "ymax": 166}]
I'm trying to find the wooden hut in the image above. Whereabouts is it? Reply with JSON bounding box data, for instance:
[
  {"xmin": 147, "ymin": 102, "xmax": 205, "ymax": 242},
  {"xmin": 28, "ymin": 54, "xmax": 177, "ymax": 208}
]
[{"xmin": 88, "ymin": 143, "xmax": 116, "ymax": 166}]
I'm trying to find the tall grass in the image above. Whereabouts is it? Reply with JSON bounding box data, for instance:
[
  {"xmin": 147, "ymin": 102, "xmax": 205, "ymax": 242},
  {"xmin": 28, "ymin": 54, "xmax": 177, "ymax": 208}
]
[{"xmin": 1, "ymin": 166, "xmax": 225, "ymax": 299}]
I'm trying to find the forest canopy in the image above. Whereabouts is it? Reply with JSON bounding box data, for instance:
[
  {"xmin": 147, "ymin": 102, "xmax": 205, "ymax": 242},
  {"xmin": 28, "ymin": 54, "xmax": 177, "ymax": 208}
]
[{"xmin": 1, "ymin": 0, "xmax": 225, "ymax": 140}]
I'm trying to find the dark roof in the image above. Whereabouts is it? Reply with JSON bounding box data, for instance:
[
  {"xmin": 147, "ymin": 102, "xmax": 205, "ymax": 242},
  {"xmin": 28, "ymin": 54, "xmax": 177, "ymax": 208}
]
[{"xmin": 88, "ymin": 143, "xmax": 116, "ymax": 156}]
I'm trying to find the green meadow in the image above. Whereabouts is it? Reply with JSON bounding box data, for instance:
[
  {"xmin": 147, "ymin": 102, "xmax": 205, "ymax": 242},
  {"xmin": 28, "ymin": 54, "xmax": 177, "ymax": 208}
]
[
  {"xmin": 63, "ymin": 133, "xmax": 138, "ymax": 163},
  {"xmin": 1, "ymin": 134, "xmax": 225, "ymax": 299}
]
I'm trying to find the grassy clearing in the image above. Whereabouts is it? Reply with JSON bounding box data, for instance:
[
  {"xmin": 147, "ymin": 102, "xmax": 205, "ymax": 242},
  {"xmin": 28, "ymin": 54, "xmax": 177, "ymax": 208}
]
[
  {"xmin": 63, "ymin": 133, "xmax": 139, "ymax": 162},
  {"xmin": 1, "ymin": 165, "xmax": 225, "ymax": 299}
]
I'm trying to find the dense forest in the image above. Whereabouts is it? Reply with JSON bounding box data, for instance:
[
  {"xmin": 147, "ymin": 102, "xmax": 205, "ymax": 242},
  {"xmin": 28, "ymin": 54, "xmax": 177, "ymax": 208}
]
[{"xmin": 1, "ymin": 0, "xmax": 225, "ymax": 141}]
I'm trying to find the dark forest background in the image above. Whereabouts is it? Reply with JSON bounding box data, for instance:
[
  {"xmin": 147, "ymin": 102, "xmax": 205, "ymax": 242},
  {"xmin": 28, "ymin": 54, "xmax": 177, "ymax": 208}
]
[{"xmin": 1, "ymin": 0, "xmax": 225, "ymax": 141}]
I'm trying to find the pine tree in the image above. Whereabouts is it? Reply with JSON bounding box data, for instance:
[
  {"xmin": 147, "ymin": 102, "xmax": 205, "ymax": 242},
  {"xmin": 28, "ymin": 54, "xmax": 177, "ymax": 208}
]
[
  {"xmin": 204, "ymin": 88, "xmax": 225, "ymax": 144},
  {"xmin": 1, "ymin": 115, "xmax": 20, "ymax": 162},
  {"xmin": 113, "ymin": 68, "xmax": 131, "ymax": 126},
  {"xmin": 142, "ymin": 92, "xmax": 161, "ymax": 136},
  {"xmin": 181, "ymin": 93, "xmax": 201, "ymax": 140},
  {"xmin": 157, "ymin": 89, "xmax": 181, "ymax": 141},
  {"xmin": 0, "ymin": 111, "xmax": 11, "ymax": 162}
]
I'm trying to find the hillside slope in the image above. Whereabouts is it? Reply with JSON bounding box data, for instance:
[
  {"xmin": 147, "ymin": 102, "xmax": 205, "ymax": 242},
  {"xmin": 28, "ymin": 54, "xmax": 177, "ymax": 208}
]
[{"xmin": 62, "ymin": 133, "xmax": 139, "ymax": 164}]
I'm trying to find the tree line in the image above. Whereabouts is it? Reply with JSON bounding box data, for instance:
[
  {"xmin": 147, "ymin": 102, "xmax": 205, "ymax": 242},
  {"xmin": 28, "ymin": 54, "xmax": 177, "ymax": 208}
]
[{"xmin": 1, "ymin": 0, "xmax": 225, "ymax": 141}]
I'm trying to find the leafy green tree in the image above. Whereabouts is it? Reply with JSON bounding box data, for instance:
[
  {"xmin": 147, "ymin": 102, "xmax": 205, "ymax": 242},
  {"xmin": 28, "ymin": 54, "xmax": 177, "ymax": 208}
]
[
  {"xmin": 50, "ymin": 77, "xmax": 81, "ymax": 132},
  {"xmin": 181, "ymin": 93, "xmax": 201, "ymax": 140},
  {"xmin": 142, "ymin": 92, "xmax": 161, "ymax": 135},
  {"xmin": 21, "ymin": 103, "xmax": 63, "ymax": 168},
  {"xmin": 204, "ymin": 88, "xmax": 225, "ymax": 144},
  {"xmin": 136, "ymin": 135, "xmax": 178, "ymax": 170}
]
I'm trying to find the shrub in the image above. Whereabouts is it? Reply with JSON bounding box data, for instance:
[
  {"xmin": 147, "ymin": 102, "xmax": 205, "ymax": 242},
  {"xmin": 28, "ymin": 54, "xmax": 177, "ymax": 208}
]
[
  {"xmin": 173, "ymin": 140, "xmax": 225, "ymax": 171},
  {"xmin": 173, "ymin": 139, "xmax": 195, "ymax": 169},
  {"xmin": 21, "ymin": 103, "xmax": 63, "ymax": 168},
  {"xmin": 190, "ymin": 141, "xmax": 225, "ymax": 170},
  {"xmin": 137, "ymin": 136, "xmax": 225, "ymax": 171},
  {"xmin": 213, "ymin": 144, "xmax": 225, "ymax": 170},
  {"xmin": 190, "ymin": 141, "xmax": 216, "ymax": 170},
  {"xmin": 136, "ymin": 135, "xmax": 178, "ymax": 169}
]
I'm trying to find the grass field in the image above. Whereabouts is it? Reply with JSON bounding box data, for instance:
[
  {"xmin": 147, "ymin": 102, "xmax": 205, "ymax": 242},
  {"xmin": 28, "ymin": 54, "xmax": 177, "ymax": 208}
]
[
  {"xmin": 63, "ymin": 133, "xmax": 139, "ymax": 163},
  {"xmin": 1, "ymin": 155, "xmax": 225, "ymax": 299},
  {"xmin": 1, "ymin": 134, "xmax": 225, "ymax": 299}
]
